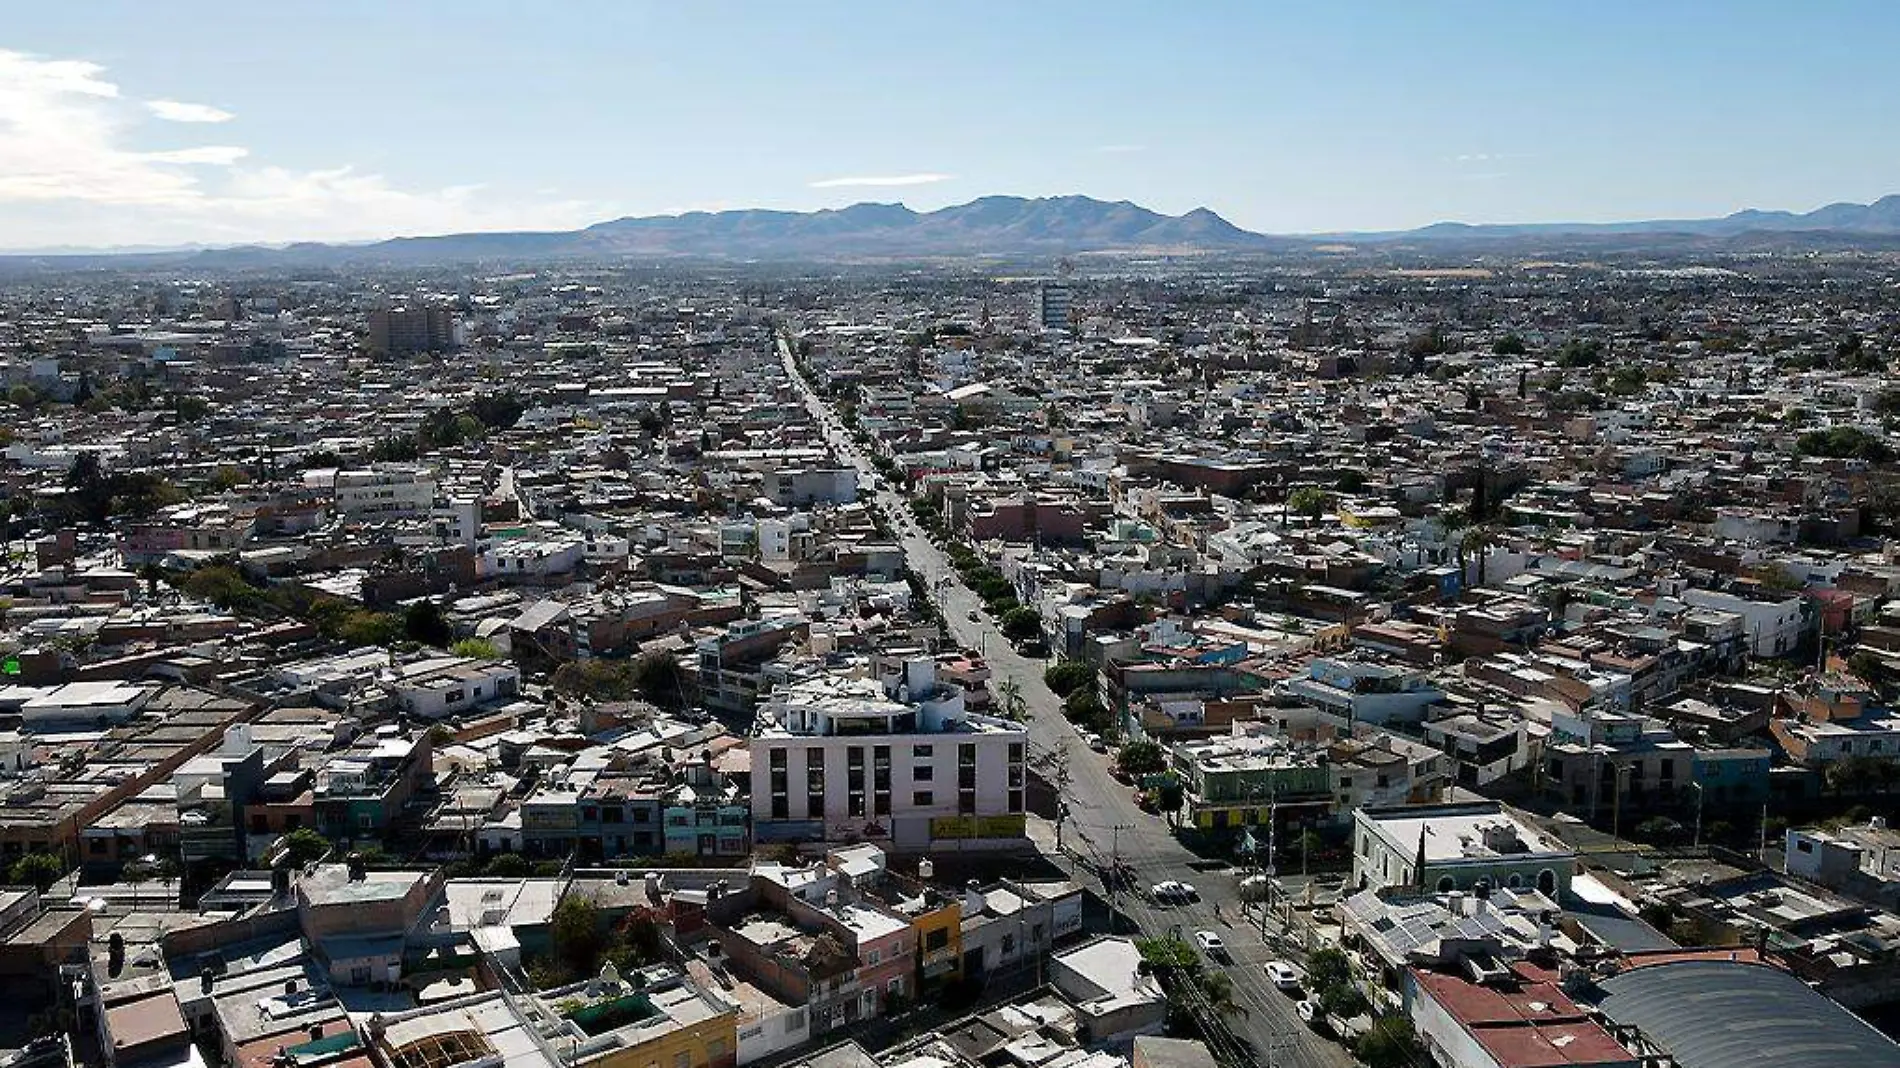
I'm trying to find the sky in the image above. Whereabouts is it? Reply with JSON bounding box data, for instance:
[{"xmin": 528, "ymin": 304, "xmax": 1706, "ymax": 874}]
[{"xmin": 4, "ymin": 1, "xmax": 1900, "ymax": 248}]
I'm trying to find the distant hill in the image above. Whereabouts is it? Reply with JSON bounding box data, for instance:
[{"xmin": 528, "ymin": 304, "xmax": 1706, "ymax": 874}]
[
  {"xmin": 7, "ymin": 193, "xmax": 1900, "ymax": 269},
  {"xmin": 172, "ymin": 195, "xmax": 1275, "ymax": 268},
  {"xmin": 1366, "ymin": 194, "xmax": 1900, "ymax": 241}
]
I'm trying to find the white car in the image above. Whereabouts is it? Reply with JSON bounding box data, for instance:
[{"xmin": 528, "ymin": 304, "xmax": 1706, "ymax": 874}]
[
  {"xmin": 1266, "ymin": 960, "xmax": 1303, "ymax": 992},
  {"xmin": 1193, "ymin": 930, "xmax": 1227, "ymax": 960},
  {"xmin": 1151, "ymin": 880, "xmax": 1198, "ymax": 904},
  {"xmin": 1296, "ymin": 998, "xmax": 1325, "ymax": 1029}
]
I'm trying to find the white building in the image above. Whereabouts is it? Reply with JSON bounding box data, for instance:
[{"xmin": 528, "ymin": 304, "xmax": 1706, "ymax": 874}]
[
  {"xmin": 1681, "ymin": 587, "xmax": 1805, "ymax": 658},
  {"xmin": 480, "ymin": 537, "xmax": 585, "ymax": 580},
  {"xmin": 2, "ymin": 681, "xmax": 158, "ymax": 731},
  {"xmin": 322, "ymin": 465, "xmax": 438, "ymax": 519},
  {"xmin": 390, "ymin": 656, "xmax": 522, "ymax": 720},
  {"xmin": 1352, "ymin": 801, "xmax": 1575, "ymax": 899},
  {"xmin": 750, "ymin": 658, "xmax": 1028, "ymax": 851}
]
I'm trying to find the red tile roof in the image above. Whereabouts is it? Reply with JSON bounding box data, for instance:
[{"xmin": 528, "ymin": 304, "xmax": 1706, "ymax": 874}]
[{"xmin": 1412, "ymin": 962, "xmax": 1638, "ymax": 1068}]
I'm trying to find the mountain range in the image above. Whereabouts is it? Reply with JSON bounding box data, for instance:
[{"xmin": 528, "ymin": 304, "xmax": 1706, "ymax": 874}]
[{"xmin": 10, "ymin": 193, "xmax": 1900, "ymax": 267}]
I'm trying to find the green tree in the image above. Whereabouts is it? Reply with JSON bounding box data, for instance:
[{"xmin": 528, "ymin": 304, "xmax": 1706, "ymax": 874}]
[
  {"xmin": 1000, "ymin": 606, "xmax": 1042, "ymax": 642},
  {"xmin": 1197, "ymin": 970, "xmax": 1246, "ymax": 1018},
  {"xmin": 1556, "ymin": 338, "xmax": 1603, "ymax": 368},
  {"xmin": 404, "ymin": 599, "xmax": 452, "ymax": 646},
  {"xmin": 551, "ymin": 659, "xmax": 642, "ymax": 701},
  {"xmin": 338, "ymin": 611, "xmax": 402, "ymax": 647},
  {"xmin": 1134, "ymin": 935, "xmax": 1200, "ymax": 970},
  {"xmin": 484, "ymin": 853, "xmax": 531, "ymax": 878},
  {"xmin": 992, "ymin": 677, "xmax": 1027, "ymax": 721},
  {"xmin": 551, "ymin": 895, "xmax": 606, "ymax": 978},
  {"xmin": 1492, "ymin": 333, "xmax": 1528, "ymax": 356},
  {"xmin": 280, "ymin": 828, "xmax": 331, "ymax": 867},
  {"xmin": 1063, "ymin": 689, "xmax": 1108, "ymax": 732},
  {"xmin": 1318, "ymin": 978, "xmax": 1370, "ymax": 1019},
  {"xmin": 7, "ymin": 853, "xmax": 64, "ymax": 893},
  {"xmin": 1286, "ymin": 486, "xmax": 1328, "ymax": 522},
  {"xmin": 1117, "ymin": 740, "xmax": 1166, "ymax": 777},
  {"xmin": 1356, "ymin": 1015, "xmax": 1424, "ymax": 1068},
  {"xmin": 1154, "ymin": 781, "xmax": 1185, "ymax": 827},
  {"xmin": 1797, "ymin": 426, "xmax": 1891, "ymax": 463},
  {"xmin": 1306, "ymin": 948, "xmax": 1352, "ymax": 993},
  {"xmin": 451, "ymin": 637, "xmax": 502, "ymax": 660},
  {"xmin": 469, "ymin": 391, "xmax": 526, "ymax": 430},
  {"xmin": 1044, "ymin": 660, "xmax": 1094, "ymax": 697}
]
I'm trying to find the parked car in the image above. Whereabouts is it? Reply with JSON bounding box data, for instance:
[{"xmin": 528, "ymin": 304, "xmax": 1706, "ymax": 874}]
[
  {"xmin": 1266, "ymin": 960, "xmax": 1303, "ymax": 992},
  {"xmin": 1151, "ymin": 880, "xmax": 1199, "ymax": 904},
  {"xmin": 1296, "ymin": 998, "xmax": 1329, "ymax": 1032},
  {"xmin": 1193, "ymin": 930, "xmax": 1228, "ymax": 961}
]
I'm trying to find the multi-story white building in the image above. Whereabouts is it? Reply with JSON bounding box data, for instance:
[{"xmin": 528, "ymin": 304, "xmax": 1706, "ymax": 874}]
[
  {"xmin": 751, "ymin": 658, "xmax": 1028, "ymax": 852},
  {"xmin": 1681, "ymin": 588, "xmax": 1806, "ymax": 658},
  {"xmin": 322, "ymin": 465, "xmax": 438, "ymax": 519}
]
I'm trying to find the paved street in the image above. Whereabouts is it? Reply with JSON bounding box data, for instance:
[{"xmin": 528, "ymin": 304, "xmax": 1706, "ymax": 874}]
[{"xmin": 780, "ymin": 334, "xmax": 1354, "ymax": 1068}]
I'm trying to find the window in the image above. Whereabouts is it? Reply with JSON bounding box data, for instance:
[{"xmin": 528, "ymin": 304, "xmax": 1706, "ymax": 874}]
[
  {"xmin": 1796, "ymin": 839, "xmax": 1814, "ymax": 854},
  {"xmin": 914, "ymin": 790, "xmax": 934, "ymax": 806},
  {"xmin": 1437, "ymin": 876, "xmax": 1455, "ymax": 892},
  {"xmin": 925, "ymin": 928, "xmax": 949, "ymax": 951},
  {"xmin": 887, "ymin": 977, "xmax": 904, "ymax": 999},
  {"xmin": 1008, "ymin": 789, "xmax": 1024, "ymax": 814},
  {"xmin": 1537, "ymin": 869, "xmax": 1557, "ymax": 895},
  {"xmin": 772, "ymin": 795, "xmax": 790, "ymax": 819},
  {"xmin": 867, "ymin": 949, "xmax": 881, "ymax": 965},
  {"xmin": 914, "ymin": 744, "xmax": 933, "ymax": 758},
  {"xmin": 1507, "ymin": 873, "xmax": 1524, "ymax": 889},
  {"xmin": 673, "ymin": 1052, "xmax": 689, "ymax": 1068},
  {"xmin": 89, "ymin": 837, "xmax": 107, "ymax": 855},
  {"xmin": 445, "ymin": 689, "xmax": 464, "ymax": 704},
  {"xmin": 914, "ymin": 764, "xmax": 934, "ymax": 781}
]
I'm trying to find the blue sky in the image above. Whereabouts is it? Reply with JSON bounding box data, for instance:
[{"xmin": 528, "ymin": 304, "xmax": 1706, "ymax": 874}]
[{"xmin": 4, "ymin": 1, "xmax": 1899, "ymax": 246}]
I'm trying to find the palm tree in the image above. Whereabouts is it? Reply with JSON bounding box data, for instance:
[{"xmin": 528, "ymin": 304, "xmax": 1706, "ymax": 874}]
[
  {"xmin": 994, "ymin": 678, "xmax": 1028, "ymax": 721},
  {"xmin": 1465, "ymin": 524, "xmax": 1502, "ymax": 586},
  {"xmin": 1197, "ymin": 971, "xmax": 1247, "ymax": 1018}
]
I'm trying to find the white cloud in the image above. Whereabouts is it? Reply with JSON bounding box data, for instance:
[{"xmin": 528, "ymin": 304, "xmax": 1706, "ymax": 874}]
[
  {"xmin": 145, "ymin": 99, "xmax": 234, "ymax": 123},
  {"xmin": 809, "ymin": 173, "xmax": 954, "ymax": 189},
  {"xmin": 143, "ymin": 146, "xmax": 248, "ymax": 165},
  {"xmin": 0, "ymin": 48, "xmax": 617, "ymax": 247}
]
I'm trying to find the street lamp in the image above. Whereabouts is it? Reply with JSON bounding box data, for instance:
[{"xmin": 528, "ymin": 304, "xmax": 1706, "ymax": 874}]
[{"xmin": 1690, "ymin": 781, "xmax": 1705, "ymax": 849}]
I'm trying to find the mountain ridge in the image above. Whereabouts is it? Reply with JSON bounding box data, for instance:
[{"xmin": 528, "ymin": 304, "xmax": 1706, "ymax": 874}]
[{"xmin": 8, "ymin": 193, "xmax": 1900, "ymax": 266}]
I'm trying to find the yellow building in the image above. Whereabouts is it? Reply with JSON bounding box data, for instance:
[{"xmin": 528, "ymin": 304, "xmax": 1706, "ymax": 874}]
[
  {"xmin": 367, "ymin": 979, "xmax": 739, "ymax": 1068},
  {"xmin": 546, "ymin": 976, "xmax": 738, "ymax": 1068},
  {"xmin": 909, "ymin": 895, "xmax": 963, "ymax": 990}
]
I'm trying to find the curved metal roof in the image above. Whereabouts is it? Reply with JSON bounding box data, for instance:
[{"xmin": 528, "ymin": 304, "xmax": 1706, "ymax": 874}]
[{"xmin": 1596, "ymin": 959, "xmax": 1900, "ymax": 1068}]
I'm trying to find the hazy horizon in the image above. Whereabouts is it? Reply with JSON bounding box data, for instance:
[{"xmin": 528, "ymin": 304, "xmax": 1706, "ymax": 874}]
[{"xmin": 6, "ymin": 1, "xmax": 1900, "ymax": 247}]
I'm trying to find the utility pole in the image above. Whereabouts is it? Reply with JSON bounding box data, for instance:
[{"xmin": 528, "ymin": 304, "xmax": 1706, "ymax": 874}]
[
  {"xmin": 1109, "ymin": 823, "xmax": 1129, "ymax": 919},
  {"xmin": 1051, "ymin": 745, "xmax": 1072, "ymax": 853}
]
